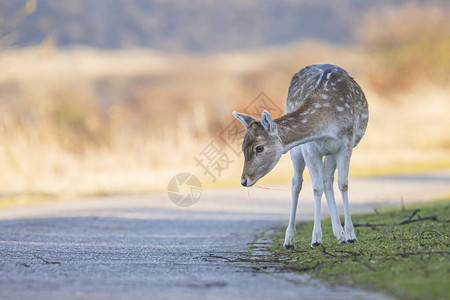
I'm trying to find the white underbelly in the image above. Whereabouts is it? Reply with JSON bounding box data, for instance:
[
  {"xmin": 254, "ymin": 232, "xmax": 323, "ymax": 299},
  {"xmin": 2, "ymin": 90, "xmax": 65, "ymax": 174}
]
[{"xmin": 301, "ymin": 137, "xmax": 346, "ymax": 156}]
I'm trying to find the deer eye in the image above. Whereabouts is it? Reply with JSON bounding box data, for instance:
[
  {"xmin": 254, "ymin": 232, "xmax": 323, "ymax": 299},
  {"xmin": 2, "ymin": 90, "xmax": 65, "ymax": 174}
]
[{"xmin": 255, "ymin": 145, "xmax": 264, "ymax": 153}]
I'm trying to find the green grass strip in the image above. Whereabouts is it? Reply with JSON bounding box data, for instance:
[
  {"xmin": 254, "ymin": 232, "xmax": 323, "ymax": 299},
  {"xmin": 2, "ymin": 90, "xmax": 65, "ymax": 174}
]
[{"xmin": 269, "ymin": 199, "xmax": 450, "ymax": 299}]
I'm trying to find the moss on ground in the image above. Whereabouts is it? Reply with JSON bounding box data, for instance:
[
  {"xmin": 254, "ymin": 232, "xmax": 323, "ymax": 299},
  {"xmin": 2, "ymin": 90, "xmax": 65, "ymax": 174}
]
[{"xmin": 269, "ymin": 199, "xmax": 450, "ymax": 299}]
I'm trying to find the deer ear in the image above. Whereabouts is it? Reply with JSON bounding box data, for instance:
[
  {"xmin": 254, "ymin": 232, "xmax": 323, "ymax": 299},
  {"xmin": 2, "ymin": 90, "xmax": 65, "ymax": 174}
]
[
  {"xmin": 261, "ymin": 110, "xmax": 275, "ymax": 132},
  {"xmin": 232, "ymin": 111, "xmax": 255, "ymax": 127}
]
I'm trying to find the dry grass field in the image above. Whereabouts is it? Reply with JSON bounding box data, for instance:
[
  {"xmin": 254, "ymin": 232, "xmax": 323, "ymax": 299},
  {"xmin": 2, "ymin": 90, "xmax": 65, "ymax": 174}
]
[{"xmin": 0, "ymin": 3, "xmax": 448, "ymax": 202}]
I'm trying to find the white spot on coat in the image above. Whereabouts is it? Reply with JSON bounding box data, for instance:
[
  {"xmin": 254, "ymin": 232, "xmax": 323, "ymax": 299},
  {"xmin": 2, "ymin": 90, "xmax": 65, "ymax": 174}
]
[
  {"xmin": 321, "ymin": 94, "xmax": 329, "ymax": 99},
  {"xmin": 292, "ymin": 88, "xmax": 300, "ymax": 97},
  {"xmin": 336, "ymin": 105, "xmax": 344, "ymax": 111},
  {"xmin": 315, "ymin": 72, "xmax": 324, "ymax": 88}
]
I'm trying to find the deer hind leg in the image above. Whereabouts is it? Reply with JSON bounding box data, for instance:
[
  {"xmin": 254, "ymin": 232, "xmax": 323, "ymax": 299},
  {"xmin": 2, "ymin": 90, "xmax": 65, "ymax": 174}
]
[
  {"xmin": 284, "ymin": 146, "xmax": 306, "ymax": 250},
  {"xmin": 302, "ymin": 146, "xmax": 324, "ymax": 247},
  {"xmin": 336, "ymin": 148, "xmax": 357, "ymax": 243},
  {"xmin": 323, "ymin": 155, "xmax": 345, "ymax": 244}
]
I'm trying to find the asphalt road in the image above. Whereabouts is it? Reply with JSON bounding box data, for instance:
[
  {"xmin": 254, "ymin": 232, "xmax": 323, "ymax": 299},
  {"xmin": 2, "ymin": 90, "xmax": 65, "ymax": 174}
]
[{"xmin": 1, "ymin": 171, "xmax": 449, "ymax": 299}]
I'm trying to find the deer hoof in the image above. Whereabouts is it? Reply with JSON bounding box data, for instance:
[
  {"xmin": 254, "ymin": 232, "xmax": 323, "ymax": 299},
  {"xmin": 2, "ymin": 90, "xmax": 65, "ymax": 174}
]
[
  {"xmin": 346, "ymin": 239, "xmax": 357, "ymax": 244},
  {"xmin": 311, "ymin": 242, "xmax": 322, "ymax": 247},
  {"xmin": 283, "ymin": 244, "xmax": 295, "ymax": 250}
]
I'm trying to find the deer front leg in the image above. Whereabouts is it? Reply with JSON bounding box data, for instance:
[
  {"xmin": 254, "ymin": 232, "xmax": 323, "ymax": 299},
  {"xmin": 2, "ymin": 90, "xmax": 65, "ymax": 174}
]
[
  {"xmin": 303, "ymin": 147, "xmax": 324, "ymax": 247},
  {"xmin": 283, "ymin": 175, "xmax": 302, "ymax": 249},
  {"xmin": 284, "ymin": 147, "xmax": 305, "ymax": 249},
  {"xmin": 336, "ymin": 148, "xmax": 357, "ymax": 243}
]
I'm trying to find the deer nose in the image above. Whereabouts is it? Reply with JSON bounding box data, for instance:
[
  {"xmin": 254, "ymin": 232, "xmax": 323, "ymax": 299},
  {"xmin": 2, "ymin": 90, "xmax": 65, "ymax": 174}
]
[{"xmin": 241, "ymin": 178, "xmax": 248, "ymax": 187}]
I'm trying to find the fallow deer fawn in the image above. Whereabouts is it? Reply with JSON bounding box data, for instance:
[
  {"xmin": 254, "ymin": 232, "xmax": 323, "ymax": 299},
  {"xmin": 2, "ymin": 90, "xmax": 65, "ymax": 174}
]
[{"xmin": 233, "ymin": 64, "xmax": 368, "ymax": 249}]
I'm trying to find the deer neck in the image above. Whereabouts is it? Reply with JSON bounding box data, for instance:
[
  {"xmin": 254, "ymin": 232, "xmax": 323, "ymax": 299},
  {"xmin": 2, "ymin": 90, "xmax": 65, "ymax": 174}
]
[{"xmin": 275, "ymin": 107, "xmax": 324, "ymax": 153}]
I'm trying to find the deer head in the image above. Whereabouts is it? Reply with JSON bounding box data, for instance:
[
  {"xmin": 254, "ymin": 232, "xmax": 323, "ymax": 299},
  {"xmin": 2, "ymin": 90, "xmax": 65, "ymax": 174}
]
[{"xmin": 232, "ymin": 110, "xmax": 284, "ymax": 187}]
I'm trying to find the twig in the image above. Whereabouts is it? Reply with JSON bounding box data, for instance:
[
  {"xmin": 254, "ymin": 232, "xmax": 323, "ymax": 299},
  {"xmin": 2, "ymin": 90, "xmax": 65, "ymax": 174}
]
[
  {"xmin": 396, "ymin": 208, "xmax": 442, "ymax": 225},
  {"xmin": 397, "ymin": 251, "xmax": 449, "ymax": 257},
  {"xmin": 373, "ymin": 207, "xmax": 384, "ymax": 223},
  {"xmin": 397, "ymin": 208, "xmax": 420, "ymax": 224},
  {"xmin": 398, "ymin": 216, "xmax": 438, "ymax": 225},
  {"xmin": 320, "ymin": 245, "xmax": 337, "ymax": 257},
  {"xmin": 408, "ymin": 209, "xmax": 420, "ymax": 219},
  {"xmin": 254, "ymin": 185, "xmax": 286, "ymax": 191},
  {"xmin": 399, "ymin": 209, "xmax": 420, "ymax": 224},
  {"xmin": 364, "ymin": 261, "xmax": 377, "ymax": 272},
  {"xmin": 285, "ymin": 262, "xmax": 323, "ymax": 272},
  {"xmin": 419, "ymin": 230, "xmax": 441, "ymax": 238},
  {"xmin": 246, "ymin": 187, "xmax": 252, "ymax": 201},
  {"xmin": 291, "ymin": 249, "xmax": 308, "ymax": 253},
  {"xmin": 33, "ymin": 254, "xmax": 61, "ymax": 265},
  {"xmin": 353, "ymin": 222, "xmax": 386, "ymax": 228},
  {"xmin": 206, "ymin": 254, "xmax": 235, "ymax": 262},
  {"xmin": 334, "ymin": 249, "xmax": 363, "ymax": 257}
]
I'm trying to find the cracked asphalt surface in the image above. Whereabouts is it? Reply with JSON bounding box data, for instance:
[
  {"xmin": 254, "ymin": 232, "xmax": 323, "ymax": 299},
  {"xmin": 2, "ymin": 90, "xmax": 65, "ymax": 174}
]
[{"xmin": 1, "ymin": 171, "xmax": 449, "ymax": 299}]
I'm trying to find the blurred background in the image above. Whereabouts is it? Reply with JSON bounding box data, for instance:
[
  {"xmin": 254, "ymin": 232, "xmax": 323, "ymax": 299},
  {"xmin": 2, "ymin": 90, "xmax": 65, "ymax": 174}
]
[{"xmin": 0, "ymin": 0, "xmax": 449, "ymax": 205}]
